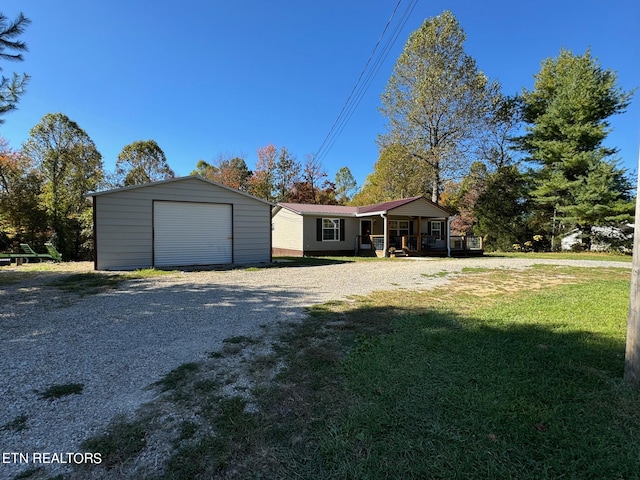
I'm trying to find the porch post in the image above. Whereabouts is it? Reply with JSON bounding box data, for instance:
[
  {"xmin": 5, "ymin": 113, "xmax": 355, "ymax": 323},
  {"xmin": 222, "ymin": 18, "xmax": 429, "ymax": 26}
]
[
  {"xmin": 446, "ymin": 216, "xmax": 452, "ymax": 257},
  {"xmin": 382, "ymin": 213, "xmax": 388, "ymax": 257}
]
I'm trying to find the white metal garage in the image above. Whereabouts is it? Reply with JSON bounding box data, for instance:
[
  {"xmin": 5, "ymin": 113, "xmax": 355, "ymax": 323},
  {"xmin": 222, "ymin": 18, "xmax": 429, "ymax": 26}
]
[
  {"xmin": 89, "ymin": 176, "xmax": 272, "ymax": 271},
  {"xmin": 153, "ymin": 201, "xmax": 232, "ymax": 267}
]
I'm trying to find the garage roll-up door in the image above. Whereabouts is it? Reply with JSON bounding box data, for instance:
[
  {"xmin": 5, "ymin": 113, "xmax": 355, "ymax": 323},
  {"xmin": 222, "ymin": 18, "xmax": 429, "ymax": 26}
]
[{"xmin": 154, "ymin": 201, "xmax": 232, "ymax": 266}]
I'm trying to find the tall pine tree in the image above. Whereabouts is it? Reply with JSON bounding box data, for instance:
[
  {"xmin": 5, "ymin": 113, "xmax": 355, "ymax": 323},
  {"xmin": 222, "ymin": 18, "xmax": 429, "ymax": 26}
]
[{"xmin": 517, "ymin": 48, "xmax": 634, "ymax": 249}]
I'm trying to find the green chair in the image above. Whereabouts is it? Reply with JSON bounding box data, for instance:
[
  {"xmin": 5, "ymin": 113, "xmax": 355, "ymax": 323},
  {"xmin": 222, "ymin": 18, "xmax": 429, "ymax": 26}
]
[{"xmin": 44, "ymin": 242, "xmax": 63, "ymax": 261}]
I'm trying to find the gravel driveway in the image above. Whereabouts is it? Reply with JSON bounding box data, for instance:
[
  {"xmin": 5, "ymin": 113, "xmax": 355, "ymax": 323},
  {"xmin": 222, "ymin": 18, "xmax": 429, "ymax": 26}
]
[{"xmin": 0, "ymin": 257, "xmax": 631, "ymax": 479}]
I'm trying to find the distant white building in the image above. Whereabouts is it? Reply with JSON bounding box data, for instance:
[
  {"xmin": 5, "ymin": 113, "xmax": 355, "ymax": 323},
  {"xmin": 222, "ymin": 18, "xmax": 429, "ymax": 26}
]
[{"xmin": 561, "ymin": 224, "xmax": 634, "ymax": 252}]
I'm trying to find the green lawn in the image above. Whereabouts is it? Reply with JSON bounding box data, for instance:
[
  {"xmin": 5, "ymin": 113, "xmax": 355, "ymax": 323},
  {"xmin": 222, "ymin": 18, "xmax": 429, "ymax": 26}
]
[
  {"xmin": 261, "ymin": 266, "xmax": 639, "ymax": 479},
  {"xmin": 485, "ymin": 250, "xmax": 632, "ymax": 262},
  {"xmin": 75, "ymin": 265, "xmax": 639, "ymax": 479}
]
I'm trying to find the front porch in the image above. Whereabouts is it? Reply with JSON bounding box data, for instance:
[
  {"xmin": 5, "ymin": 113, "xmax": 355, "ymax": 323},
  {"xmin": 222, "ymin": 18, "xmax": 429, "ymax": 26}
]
[{"xmin": 357, "ymin": 234, "xmax": 483, "ymax": 257}]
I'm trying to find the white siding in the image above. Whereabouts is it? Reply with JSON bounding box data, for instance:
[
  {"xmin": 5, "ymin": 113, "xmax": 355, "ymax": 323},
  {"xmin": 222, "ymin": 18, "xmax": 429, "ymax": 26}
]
[{"xmin": 272, "ymin": 208, "xmax": 304, "ymax": 251}]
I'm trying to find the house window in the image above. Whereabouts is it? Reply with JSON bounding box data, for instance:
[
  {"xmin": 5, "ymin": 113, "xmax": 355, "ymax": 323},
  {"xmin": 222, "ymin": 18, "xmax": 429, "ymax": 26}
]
[
  {"xmin": 431, "ymin": 221, "xmax": 442, "ymax": 238},
  {"xmin": 322, "ymin": 218, "xmax": 341, "ymax": 241},
  {"xmin": 388, "ymin": 220, "xmax": 410, "ymax": 237}
]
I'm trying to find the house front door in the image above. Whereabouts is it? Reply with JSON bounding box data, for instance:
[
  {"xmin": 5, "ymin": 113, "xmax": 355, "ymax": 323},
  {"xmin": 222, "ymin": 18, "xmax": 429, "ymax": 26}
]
[{"xmin": 360, "ymin": 220, "xmax": 372, "ymax": 248}]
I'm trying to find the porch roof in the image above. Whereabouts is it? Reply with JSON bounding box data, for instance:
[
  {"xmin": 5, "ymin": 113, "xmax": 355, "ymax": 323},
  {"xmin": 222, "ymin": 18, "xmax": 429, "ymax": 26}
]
[
  {"xmin": 275, "ymin": 196, "xmax": 452, "ymax": 218},
  {"xmin": 356, "ymin": 196, "xmax": 423, "ymax": 215}
]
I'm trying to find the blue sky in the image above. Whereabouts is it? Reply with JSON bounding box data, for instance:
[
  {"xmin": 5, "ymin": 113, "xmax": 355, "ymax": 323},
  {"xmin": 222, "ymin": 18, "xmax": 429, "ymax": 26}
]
[{"xmin": 1, "ymin": 0, "xmax": 638, "ymax": 189}]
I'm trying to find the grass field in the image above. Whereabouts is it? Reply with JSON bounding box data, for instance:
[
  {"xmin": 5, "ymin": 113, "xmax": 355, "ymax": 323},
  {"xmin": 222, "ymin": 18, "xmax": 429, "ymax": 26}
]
[
  {"xmin": 485, "ymin": 251, "xmax": 632, "ymax": 262},
  {"xmin": 247, "ymin": 265, "xmax": 637, "ymax": 479},
  {"xmin": 72, "ymin": 264, "xmax": 639, "ymax": 480}
]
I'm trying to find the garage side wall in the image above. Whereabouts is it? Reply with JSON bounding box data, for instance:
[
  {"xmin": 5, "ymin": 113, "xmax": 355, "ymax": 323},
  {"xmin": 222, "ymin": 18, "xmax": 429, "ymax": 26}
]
[{"xmin": 94, "ymin": 177, "xmax": 271, "ymax": 270}]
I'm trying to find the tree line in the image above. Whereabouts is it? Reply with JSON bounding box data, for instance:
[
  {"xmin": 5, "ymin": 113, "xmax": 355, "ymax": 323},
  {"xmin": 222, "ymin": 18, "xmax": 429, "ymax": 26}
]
[
  {"xmin": 0, "ymin": 10, "xmax": 635, "ymax": 259},
  {"xmin": 355, "ymin": 11, "xmax": 635, "ymax": 252},
  {"xmin": 0, "ymin": 118, "xmax": 359, "ymax": 260}
]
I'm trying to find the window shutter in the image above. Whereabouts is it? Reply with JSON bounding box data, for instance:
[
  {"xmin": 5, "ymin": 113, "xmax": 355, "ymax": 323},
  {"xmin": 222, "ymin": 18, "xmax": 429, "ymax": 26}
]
[
  {"xmin": 340, "ymin": 219, "xmax": 345, "ymax": 241},
  {"xmin": 409, "ymin": 221, "xmax": 414, "ymax": 235},
  {"xmin": 317, "ymin": 218, "xmax": 323, "ymax": 241},
  {"xmin": 441, "ymin": 221, "xmax": 446, "ymax": 237}
]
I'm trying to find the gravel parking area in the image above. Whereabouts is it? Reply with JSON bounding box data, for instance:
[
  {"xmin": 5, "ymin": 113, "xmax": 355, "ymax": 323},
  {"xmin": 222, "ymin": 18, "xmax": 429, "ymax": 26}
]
[{"xmin": 0, "ymin": 257, "xmax": 631, "ymax": 479}]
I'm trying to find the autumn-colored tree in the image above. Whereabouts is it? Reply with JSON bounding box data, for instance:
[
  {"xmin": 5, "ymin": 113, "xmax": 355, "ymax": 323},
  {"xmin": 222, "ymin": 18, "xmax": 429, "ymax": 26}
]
[
  {"xmin": 218, "ymin": 157, "xmax": 252, "ymax": 191},
  {"xmin": 287, "ymin": 155, "xmax": 332, "ymax": 204},
  {"xmin": 446, "ymin": 162, "xmax": 488, "ymax": 235},
  {"xmin": 274, "ymin": 146, "xmax": 300, "ymax": 202},
  {"xmin": 190, "ymin": 156, "xmax": 251, "ymax": 191},
  {"xmin": 0, "ymin": 137, "xmax": 46, "ymax": 249},
  {"xmin": 248, "ymin": 144, "xmax": 277, "ymax": 201}
]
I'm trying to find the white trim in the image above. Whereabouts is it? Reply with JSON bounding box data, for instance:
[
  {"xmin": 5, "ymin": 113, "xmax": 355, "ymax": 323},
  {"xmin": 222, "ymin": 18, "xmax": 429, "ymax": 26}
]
[
  {"xmin": 321, "ymin": 218, "xmax": 341, "ymax": 242},
  {"xmin": 89, "ymin": 175, "xmax": 273, "ymax": 206}
]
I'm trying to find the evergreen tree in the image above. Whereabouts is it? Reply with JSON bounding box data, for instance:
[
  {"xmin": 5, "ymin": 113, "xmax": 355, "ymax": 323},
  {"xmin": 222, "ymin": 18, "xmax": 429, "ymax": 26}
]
[
  {"xmin": 517, "ymin": 48, "xmax": 634, "ymax": 248},
  {"xmin": 0, "ymin": 12, "xmax": 31, "ymax": 123},
  {"xmin": 474, "ymin": 166, "xmax": 533, "ymax": 251}
]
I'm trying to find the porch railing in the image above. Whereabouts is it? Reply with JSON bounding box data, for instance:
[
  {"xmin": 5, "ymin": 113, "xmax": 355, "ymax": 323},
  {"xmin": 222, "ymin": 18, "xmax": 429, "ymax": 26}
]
[{"xmin": 358, "ymin": 235, "xmax": 483, "ymax": 253}]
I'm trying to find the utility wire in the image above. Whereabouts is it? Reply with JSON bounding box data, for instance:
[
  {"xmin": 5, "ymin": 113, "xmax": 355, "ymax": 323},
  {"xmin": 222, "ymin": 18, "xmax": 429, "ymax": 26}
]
[
  {"xmin": 314, "ymin": 0, "xmax": 402, "ymax": 162},
  {"xmin": 314, "ymin": 0, "xmax": 419, "ymax": 164},
  {"xmin": 317, "ymin": 0, "xmax": 418, "ymax": 162}
]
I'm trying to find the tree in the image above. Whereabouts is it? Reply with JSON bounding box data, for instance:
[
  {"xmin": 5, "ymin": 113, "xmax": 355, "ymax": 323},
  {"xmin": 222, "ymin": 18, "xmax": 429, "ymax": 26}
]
[
  {"xmin": 0, "ymin": 137, "xmax": 46, "ymax": 249},
  {"xmin": 473, "ymin": 165, "xmax": 533, "ymax": 251},
  {"xmin": 379, "ymin": 10, "xmax": 498, "ymax": 203},
  {"xmin": 115, "ymin": 140, "xmax": 174, "ymax": 186},
  {"xmin": 0, "ymin": 12, "xmax": 30, "ymax": 123},
  {"xmin": 479, "ymin": 95, "xmax": 522, "ymax": 169},
  {"xmin": 447, "ymin": 161, "xmax": 489, "ymax": 236},
  {"xmin": 287, "ymin": 155, "xmax": 328, "ymax": 204},
  {"xmin": 273, "ymin": 146, "xmax": 300, "ymax": 202},
  {"xmin": 214, "ymin": 157, "xmax": 252, "ymax": 191},
  {"xmin": 289, "ymin": 157, "xmax": 337, "ymax": 205},
  {"xmin": 517, "ymin": 48, "xmax": 635, "ymax": 248},
  {"xmin": 334, "ymin": 166, "xmax": 358, "ymax": 205},
  {"xmin": 191, "ymin": 156, "xmax": 252, "ymax": 191},
  {"xmin": 191, "ymin": 159, "xmax": 217, "ymax": 180},
  {"xmin": 248, "ymin": 144, "xmax": 277, "ymax": 201},
  {"xmin": 23, "ymin": 113, "xmax": 103, "ymax": 260},
  {"xmin": 351, "ymin": 144, "xmax": 431, "ymax": 205}
]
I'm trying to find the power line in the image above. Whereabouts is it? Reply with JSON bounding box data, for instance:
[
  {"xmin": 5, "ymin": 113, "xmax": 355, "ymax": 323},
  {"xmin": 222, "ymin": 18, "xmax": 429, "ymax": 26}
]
[{"xmin": 313, "ymin": 0, "xmax": 419, "ymax": 164}]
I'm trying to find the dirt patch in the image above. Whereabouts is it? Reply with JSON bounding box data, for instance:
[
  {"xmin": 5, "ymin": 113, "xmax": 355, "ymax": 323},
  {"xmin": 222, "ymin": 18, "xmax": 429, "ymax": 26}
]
[{"xmin": 446, "ymin": 271, "xmax": 579, "ymax": 297}]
